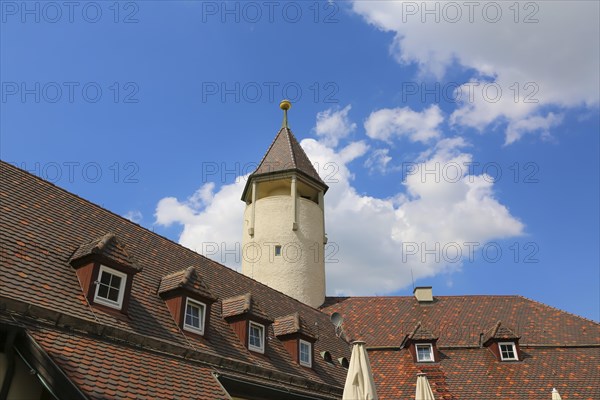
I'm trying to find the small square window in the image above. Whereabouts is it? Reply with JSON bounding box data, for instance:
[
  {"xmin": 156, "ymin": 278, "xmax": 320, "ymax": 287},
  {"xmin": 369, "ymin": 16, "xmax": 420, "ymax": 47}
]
[
  {"xmin": 499, "ymin": 342, "xmax": 518, "ymax": 361},
  {"xmin": 416, "ymin": 344, "xmax": 434, "ymax": 362},
  {"xmin": 94, "ymin": 265, "xmax": 127, "ymax": 310},
  {"xmin": 274, "ymin": 245, "xmax": 282, "ymax": 256},
  {"xmin": 248, "ymin": 321, "xmax": 265, "ymax": 353},
  {"xmin": 299, "ymin": 339, "xmax": 312, "ymax": 367},
  {"xmin": 184, "ymin": 298, "xmax": 206, "ymax": 335}
]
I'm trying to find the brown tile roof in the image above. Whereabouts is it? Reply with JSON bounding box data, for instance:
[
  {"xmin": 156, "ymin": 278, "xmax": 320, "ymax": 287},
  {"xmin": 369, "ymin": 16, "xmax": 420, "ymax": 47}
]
[
  {"xmin": 28, "ymin": 325, "xmax": 231, "ymax": 400},
  {"xmin": 222, "ymin": 293, "xmax": 272, "ymax": 322},
  {"xmin": 69, "ymin": 232, "xmax": 141, "ymax": 272},
  {"xmin": 0, "ymin": 161, "xmax": 350, "ymax": 398},
  {"xmin": 322, "ymin": 296, "xmax": 600, "ymax": 347},
  {"xmin": 482, "ymin": 320, "xmax": 520, "ymax": 344},
  {"xmin": 274, "ymin": 312, "xmax": 317, "ymax": 339},
  {"xmin": 242, "ymin": 127, "xmax": 328, "ymax": 200},
  {"xmin": 158, "ymin": 266, "xmax": 216, "ymax": 300}
]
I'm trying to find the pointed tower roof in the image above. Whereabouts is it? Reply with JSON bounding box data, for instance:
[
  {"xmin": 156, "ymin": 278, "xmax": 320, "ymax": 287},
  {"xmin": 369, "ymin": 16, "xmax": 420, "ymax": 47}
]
[{"xmin": 242, "ymin": 101, "xmax": 328, "ymax": 200}]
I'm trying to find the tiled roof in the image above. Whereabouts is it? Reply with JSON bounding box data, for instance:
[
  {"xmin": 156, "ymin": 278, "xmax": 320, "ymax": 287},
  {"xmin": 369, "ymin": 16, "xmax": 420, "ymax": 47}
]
[
  {"xmin": 222, "ymin": 293, "xmax": 272, "ymax": 322},
  {"xmin": 158, "ymin": 266, "xmax": 216, "ymax": 300},
  {"xmin": 28, "ymin": 325, "xmax": 230, "ymax": 400},
  {"xmin": 248, "ymin": 127, "xmax": 327, "ymax": 187},
  {"xmin": 482, "ymin": 320, "xmax": 520, "ymax": 344},
  {"xmin": 406, "ymin": 321, "xmax": 438, "ymax": 342},
  {"xmin": 322, "ymin": 296, "xmax": 600, "ymax": 347},
  {"xmin": 274, "ymin": 312, "xmax": 317, "ymax": 339},
  {"xmin": 0, "ymin": 161, "xmax": 350, "ymax": 398},
  {"xmin": 69, "ymin": 232, "xmax": 141, "ymax": 271},
  {"xmin": 323, "ymin": 296, "xmax": 600, "ymax": 399},
  {"xmin": 368, "ymin": 347, "xmax": 600, "ymax": 400}
]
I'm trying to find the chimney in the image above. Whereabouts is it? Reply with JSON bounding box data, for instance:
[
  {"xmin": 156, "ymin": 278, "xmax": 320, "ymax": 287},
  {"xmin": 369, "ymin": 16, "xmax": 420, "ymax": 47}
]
[{"xmin": 413, "ymin": 286, "xmax": 433, "ymax": 302}]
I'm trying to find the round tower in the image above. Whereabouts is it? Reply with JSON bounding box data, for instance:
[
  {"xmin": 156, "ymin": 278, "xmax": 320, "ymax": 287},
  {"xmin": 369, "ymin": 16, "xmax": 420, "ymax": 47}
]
[{"xmin": 241, "ymin": 101, "xmax": 328, "ymax": 308}]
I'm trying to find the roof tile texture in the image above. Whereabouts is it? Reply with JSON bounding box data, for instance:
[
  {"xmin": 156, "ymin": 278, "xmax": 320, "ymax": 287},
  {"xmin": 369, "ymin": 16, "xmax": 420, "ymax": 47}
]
[{"xmin": 0, "ymin": 161, "xmax": 349, "ymax": 396}]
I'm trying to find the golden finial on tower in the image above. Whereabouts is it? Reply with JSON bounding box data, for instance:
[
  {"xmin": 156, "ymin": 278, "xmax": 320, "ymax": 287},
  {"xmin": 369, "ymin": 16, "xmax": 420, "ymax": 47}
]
[{"xmin": 280, "ymin": 99, "xmax": 292, "ymax": 128}]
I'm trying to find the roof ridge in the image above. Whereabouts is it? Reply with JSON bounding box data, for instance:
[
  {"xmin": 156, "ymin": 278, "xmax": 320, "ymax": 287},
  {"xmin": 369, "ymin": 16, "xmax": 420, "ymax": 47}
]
[{"xmin": 284, "ymin": 128, "xmax": 297, "ymax": 170}]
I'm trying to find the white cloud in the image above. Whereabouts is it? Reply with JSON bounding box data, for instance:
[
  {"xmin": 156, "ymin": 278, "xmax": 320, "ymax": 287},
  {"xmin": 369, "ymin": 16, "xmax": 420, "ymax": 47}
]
[
  {"xmin": 123, "ymin": 210, "xmax": 143, "ymax": 224},
  {"xmin": 351, "ymin": 1, "xmax": 599, "ymax": 143},
  {"xmin": 364, "ymin": 105, "xmax": 443, "ymax": 143},
  {"xmin": 364, "ymin": 148, "xmax": 392, "ymax": 174},
  {"xmin": 314, "ymin": 105, "xmax": 357, "ymax": 147},
  {"xmin": 155, "ymin": 113, "xmax": 524, "ymax": 297}
]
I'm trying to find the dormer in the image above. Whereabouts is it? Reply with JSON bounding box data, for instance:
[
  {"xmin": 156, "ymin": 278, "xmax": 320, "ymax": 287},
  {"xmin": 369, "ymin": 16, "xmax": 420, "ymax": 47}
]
[
  {"xmin": 222, "ymin": 293, "xmax": 273, "ymax": 354},
  {"xmin": 69, "ymin": 233, "xmax": 141, "ymax": 313},
  {"xmin": 274, "ymin": 313, "xmax": 317, "ymax": 368},
  {"xmin": 158, "ymin": 267, "xmax": 217, "ymax": 337},
  {"xmin": 482, "ymin": 321, "xmax": 521, "ymax": 361},
  {"xmin": 402, "ymin": 322, "xmax": 439, "ymax": 363}
]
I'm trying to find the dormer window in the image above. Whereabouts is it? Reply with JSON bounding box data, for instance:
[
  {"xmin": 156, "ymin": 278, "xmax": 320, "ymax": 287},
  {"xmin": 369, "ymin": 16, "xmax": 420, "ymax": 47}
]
[
  {"xmin": 69, "ymin": 233, "xmax": 141, "ymax": 315},
  {"xmin": 248, "ymin": 321, "xmax": 265, "ymax": 353},
  {"xmin": 184, "ymin": 298, "xmax": 207, "ymax": 335},
  {"xmin": 94, "ymin": 265, "xmax": 127, "ymax": 310},
  {"xmin": 273, "ymin": 313, "xmax": 317, "ymax": 368},
  {"xmin": 158, "ymin": 266, "xmax": 217, "ymax": 338},
  {"xmin": 416, "ymin": 343, "xmax": 434, "ymax": 362},
  {"xmin": 222, "ymin": 293, "xmax": 273, "ymax": 354},
  {"xmin": 482, "ymin": 321, "xmax": 521, "ymax": 362},
  {"xmin": 403, "ymin": 322, "xmax": 439, "ymax": 363},
  {"xmin": 499, "ymin": 342, "xmax": 518, "ymax": 361},
  {"xmin": 299, "ymin": 339, "xmax": 312, "ymax": 367}
]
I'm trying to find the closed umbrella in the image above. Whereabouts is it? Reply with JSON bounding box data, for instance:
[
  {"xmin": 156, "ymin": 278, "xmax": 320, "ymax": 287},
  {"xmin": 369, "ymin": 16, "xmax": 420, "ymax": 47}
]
[
  {"xmin": 415, "ymin": 373, "xmax": 435, "ymax": 400},
  {"xmin": 552, "ymin": 388, "xmax": 562, "ymax": 400},
  {"xmin": 342, "ymin": 341, "xmax": 378, "ymax": 400}
]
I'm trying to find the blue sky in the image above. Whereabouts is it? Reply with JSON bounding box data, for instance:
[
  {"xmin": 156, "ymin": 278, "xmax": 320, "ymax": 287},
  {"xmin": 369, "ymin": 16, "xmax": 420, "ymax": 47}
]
[{"xmin": 1, "ymin": 1, "xmax": 598, "ymax": 321}]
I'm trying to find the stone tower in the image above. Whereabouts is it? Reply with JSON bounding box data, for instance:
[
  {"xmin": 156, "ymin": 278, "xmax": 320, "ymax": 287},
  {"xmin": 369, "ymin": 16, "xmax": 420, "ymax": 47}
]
[{"xmin": 241, "ymin": 101, "xmax": 328, "ymax": 308}]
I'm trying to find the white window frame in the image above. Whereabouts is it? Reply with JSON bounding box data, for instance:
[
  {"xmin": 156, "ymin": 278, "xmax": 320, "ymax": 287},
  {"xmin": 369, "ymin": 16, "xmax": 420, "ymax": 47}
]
[
  {"xmin": 94, "ymin": 265, "xmax": 127, "ymax": 310},
  {"xmin": 299, "ymin": 339, "xmax": 312, "ymax": 367},
  {"xmin": 498, "ymin": 342, "xmax": 518, "ymax": 361},
  {"xmin": 248, "ymin": 321, "xmax": 265, "ymax": 354},
  {"xmin": 415, "ymin": 343, "xmax": 434, "ymax": 362},
  {"xmin": 183, "ymin": 298, "xmax": 206, "ymax": 335}
]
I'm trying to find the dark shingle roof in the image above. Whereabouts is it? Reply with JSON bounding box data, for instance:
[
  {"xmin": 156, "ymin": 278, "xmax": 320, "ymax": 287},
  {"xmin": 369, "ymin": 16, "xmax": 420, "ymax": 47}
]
[{"xmin": 242, "ymin": 127, "xmax": 328, "ymax": 200}]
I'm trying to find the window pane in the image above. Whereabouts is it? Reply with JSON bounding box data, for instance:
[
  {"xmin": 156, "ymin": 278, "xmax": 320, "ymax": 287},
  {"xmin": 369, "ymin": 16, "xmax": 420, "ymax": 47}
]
[
  {"xmin": 108, "ymin": 288, "xmax": 120, "ymax": 302},
  {"xmin": 97, "ymin": 284, "xmax": 109, "ymax": 298},
  {"xmin": 110, "ymin": 275, "xmax": 122, "ymax": 289},
  {"xmin": 249, "ymin": 325, "xmax": 262, "ymax": 348},
  {"xmin": 417, "ymin": 345, "xmax": 432, "ymax": 361},
  {"xmin": 100, "ymin": 271, "xmax": 111, "ymax": 285},
  {"xmin": 300, "ymin": 342, "xmax": 310, "ymax": 364}
]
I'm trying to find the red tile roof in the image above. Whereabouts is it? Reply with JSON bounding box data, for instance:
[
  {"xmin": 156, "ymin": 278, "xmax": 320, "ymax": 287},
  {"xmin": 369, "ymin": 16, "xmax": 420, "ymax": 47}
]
[
  {"xmin": 323, "ymin": 296, "xmax": 600, "ymax": 399},
  {"xmin": 322, "ymin": 296, "xmax": 599, "ymax": 347},
  {"xmin": 482, "ymin": 320, "xmax": 520, "ymax": 344}
]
